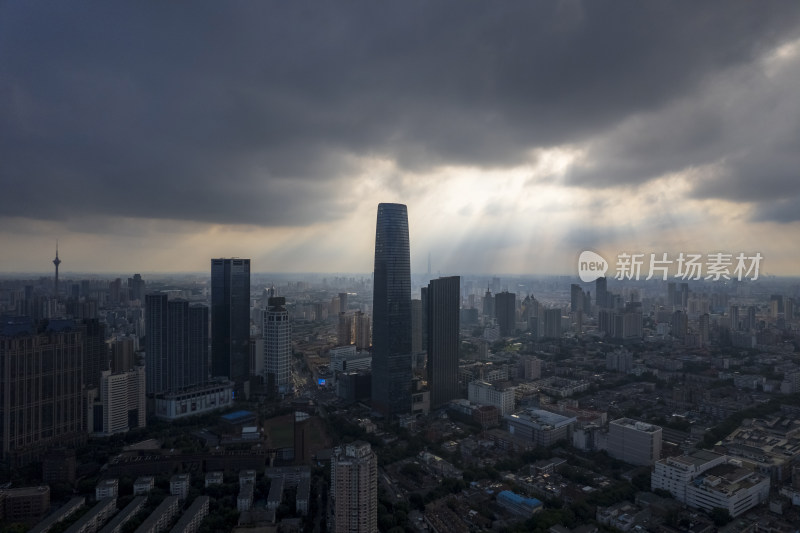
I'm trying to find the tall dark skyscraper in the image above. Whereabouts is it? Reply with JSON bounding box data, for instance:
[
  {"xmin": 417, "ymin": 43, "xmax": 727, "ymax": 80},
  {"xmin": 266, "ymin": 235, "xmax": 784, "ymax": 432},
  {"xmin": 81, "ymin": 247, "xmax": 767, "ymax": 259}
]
[
  {"xmin": 495, "ymin": 291, "xmax": 516, "ymax": 337},
  {"xmin": 211, "ymin": 258, "xmax": 251, "ymax": 388},
  {"xmin": 426, "ymin": 276, "xmax": 460, "ymax": 409},
  {"xmin": 146, "ymin": 294, "xmax": 209, "ymax": 395},
  {"xmin": 146, "ymin": 293, "xmax": 168, "ymax": 394},
  {"xmin": 596, "ymin": 277, "xmax": 608, "ymax": 308},
  {"xmin": 371, "ymin": 203, "xmax": 412, "ymax": 416}
]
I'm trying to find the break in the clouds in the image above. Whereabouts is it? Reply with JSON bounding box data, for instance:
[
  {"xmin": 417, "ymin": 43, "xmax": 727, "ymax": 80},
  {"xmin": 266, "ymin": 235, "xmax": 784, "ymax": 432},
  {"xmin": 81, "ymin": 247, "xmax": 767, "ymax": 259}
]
[{"xmin": 2, "ymin": 1, "xmax": 800, "ymax": 273}]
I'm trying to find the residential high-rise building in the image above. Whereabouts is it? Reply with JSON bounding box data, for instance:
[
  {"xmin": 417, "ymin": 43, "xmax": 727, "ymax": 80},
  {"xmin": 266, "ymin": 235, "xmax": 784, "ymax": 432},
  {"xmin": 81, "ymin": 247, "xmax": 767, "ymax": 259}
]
[
  {"xmin": 211, "ymin": 258, "xmax": 251, "ymax": 388},
  {"xmin": 146, "ymin": 294, "xmax": 208, "ymax": 395},
  {"xmin": 523, "ymin": 356, "xmax": 541, "ymax": 380},
  {"xmin": 482, "ymin": 287, "xmax": 494, "ymax": 319},
  {"xmin": 354, "ymin": 311, "xmax": 371, "ymax": 350},
  {"xmin": 264, "ymin": 296, "xmax": 291, "ymax": 395},
  {"xmin": 543, "ymin": 308, "xmax": 562, "ymax": 339},
  {"xmin": 426, "ymin": 276, "xmax": 460, "ymax": 409},
  {"xmin": 747, "ymin": 306, "xmax": 757, "ymax": 331},
  {"xmin": 330, "ymin": 441, "xmax": 378, "ymax": 533},
  {"xmin": 371, "ymin": 203, "xmax": 412, "ymax": 416},
  {"xmin": 127, "ymin": 273, "xmax": 146, "ymax": 303},
  {"xmin": 671, "ymin": 310, "xmax": 688, "ymax": 341},
  {"xmin": 339, "ymin": 292, "xmax": 348, "ymax": 313},
  {"xmin": 495, "ymin": 291, "xmax": 516, "ymax": 337},
  {"xmin": 337, "ymin": 312, "xmax": 354, "ymax": 345},
  {"xmin": 1, "ymin": 319, "xmax": 85, "ymax": 465}
]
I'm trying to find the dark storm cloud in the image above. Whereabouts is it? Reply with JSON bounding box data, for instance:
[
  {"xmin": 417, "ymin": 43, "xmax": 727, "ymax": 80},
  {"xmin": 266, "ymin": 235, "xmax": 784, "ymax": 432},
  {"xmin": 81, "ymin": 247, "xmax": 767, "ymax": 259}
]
[
  {"xmin": 561, "ymin": 27, "xmax": 800, "ymax": 223},
  {"xmin": 2, "ymin": 1, "xmax": 799, "ymax": 226}
]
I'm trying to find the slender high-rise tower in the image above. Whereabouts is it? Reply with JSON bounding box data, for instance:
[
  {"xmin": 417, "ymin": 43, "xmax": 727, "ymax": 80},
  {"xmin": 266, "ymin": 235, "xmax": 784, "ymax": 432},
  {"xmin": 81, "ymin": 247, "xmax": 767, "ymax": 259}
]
[
  {"xmin": 427, "ymin": 276, "xmax": 460, "ymax": 409},
  {"xmin": 264, "ymin": 297, "xmax": 291, "ymax": 396},
  {"xmin": 53, "ymin": 241, "xmax": 61, "ymax": 299},
  {"xmin": 371, "ymin": 203, "xmax": 412, "ymax": 416},
  {"xmin": 211, "ymin": 258, "xmax": 251, "ymax": 390},
  {"xmin": 330, "ymin": 441, "xmax": 378, "ymax": 533}
]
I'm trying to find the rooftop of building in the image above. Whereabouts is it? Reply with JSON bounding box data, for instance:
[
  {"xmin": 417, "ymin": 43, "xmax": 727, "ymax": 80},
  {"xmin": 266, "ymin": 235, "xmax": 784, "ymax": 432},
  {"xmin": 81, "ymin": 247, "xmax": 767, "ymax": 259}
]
[
  {"xmin": 497, "ymin": 490, "xmax": 543, "ymax": 507},
  {"xmin": 0, "ymin": 485, "xmax": 50, "ymax": 497},
  {"xmin": 220, "ymin": 410, "xmax": 256, "ymax": 422},
  {"xmin": 506, "ymin": 408, "xmax": 576, "ymax": 429},
  {"xmin": 666, "ymin": 449, "xmax": 724, "ymax": 468},
  {"xmin": 610, "ymin": 418, "xmax": 662, "ymax": 433}
]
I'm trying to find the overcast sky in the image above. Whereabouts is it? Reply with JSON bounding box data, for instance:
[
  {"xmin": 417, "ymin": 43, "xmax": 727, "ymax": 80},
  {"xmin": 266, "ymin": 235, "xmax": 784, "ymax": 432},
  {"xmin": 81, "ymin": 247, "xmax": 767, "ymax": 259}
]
[{"xmin": 2, "ymin": 2, "xmax": 800, "ymax": 276}]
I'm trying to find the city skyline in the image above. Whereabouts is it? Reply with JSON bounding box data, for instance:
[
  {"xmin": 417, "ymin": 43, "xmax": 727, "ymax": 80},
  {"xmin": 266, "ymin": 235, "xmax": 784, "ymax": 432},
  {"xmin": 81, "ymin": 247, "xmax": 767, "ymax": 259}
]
[{"xmin": 3, "ymin": 3, "xmax": 800, "ymax": 276}]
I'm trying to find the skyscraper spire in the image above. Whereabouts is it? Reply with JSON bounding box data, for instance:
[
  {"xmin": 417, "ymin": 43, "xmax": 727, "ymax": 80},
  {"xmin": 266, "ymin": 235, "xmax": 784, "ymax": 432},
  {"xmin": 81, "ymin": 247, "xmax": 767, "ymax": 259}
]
[{"xmin": 53, "ymin": 240, "xmax": 61, "ymax": 299}]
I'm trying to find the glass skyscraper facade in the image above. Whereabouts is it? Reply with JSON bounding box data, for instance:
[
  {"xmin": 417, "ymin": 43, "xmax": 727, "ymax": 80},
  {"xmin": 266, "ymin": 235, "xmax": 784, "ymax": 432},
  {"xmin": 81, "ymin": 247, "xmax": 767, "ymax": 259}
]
[
  {"xmin": 371, "ymin": 203, "xmax": 412, "ymax": 416},
  {"xmin": 427, "ymin": 276, "xmax": 460, "ymax": 409},
  {"xmin": 211, "ymin": 258, "xmax": 251, "ymax": 388},
  {"xmin": 145, "ymin": 293, "xmax": 208, "ymax": 395}
]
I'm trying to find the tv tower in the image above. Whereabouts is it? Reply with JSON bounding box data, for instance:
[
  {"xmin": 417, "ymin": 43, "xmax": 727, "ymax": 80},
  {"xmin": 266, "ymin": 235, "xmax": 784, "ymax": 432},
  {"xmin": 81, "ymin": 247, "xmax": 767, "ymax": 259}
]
[{"xmin": 53, "ymin": 241, "xmax": 61, "ymax": 299}]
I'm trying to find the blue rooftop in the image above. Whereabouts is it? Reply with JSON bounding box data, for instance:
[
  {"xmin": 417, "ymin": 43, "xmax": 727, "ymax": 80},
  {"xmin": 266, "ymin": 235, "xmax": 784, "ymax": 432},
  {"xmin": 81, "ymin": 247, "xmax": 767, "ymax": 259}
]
[
  {"xmin": 221, "ymin": 410, "xmax": 255, "ymax": 421},
  {"xmin": 498, "ymin": 490, "xmax": 543, "ymax": 507}
]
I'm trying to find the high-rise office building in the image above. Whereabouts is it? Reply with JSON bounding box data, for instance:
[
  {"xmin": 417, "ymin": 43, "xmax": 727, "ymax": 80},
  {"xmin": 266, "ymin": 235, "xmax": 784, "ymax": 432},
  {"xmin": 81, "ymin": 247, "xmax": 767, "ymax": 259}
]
[
  {"xmin": 96, "ymin": 367, "xmax": 146, "ymax": 436},
  {"xmin": 339, "ymin": 292, "xmax": 348, "ymax": 313},
  {"xmin": 426, "ymin": 276, "xmax": 460, "ymax": 409},
  {"xmin": 146, "ymin": 294, "xmax": 209, "ymax": 395},
  {"xmin": 543, "ymin": 308, "xmax": 562, "ymax": 339},
  {"xmin": 211, "ymin": 258, "xmax": 251, "ymax": 388},
  {"xmin": 371, "ymin": 203, "xmax": 412, "ymax": 416},
  {"xmin": 1, "ymin": 319, "xmax": 85, "ymax": 465},
  {"xmin": 729, "ymin": 305, "xmax": 740, "ymax": 331},
  {"xmin": 495, "ymin": 291, "xmax": 516, "ymax": 337},
  {"xmin": 146, "ymin": 293, "xmax": 168, "ymax": 394},
  {"xmin": 699, "ymin": 313, "xmax": 710, "ymax": 345},
  {"xmin": 482, "ymin": 287, "xmax": 494, "ymax": 319},
  {"xmin": 264, "ymin": 297, "xmax": 291, "ymax": 395},
  {"xmin": 330, "ymin": 441, "xmax": 378, "ymax": 533},
  {"xmin": 570, "ymin": 284, "xmax": 584, "ymax": 313},
  {"xmin": 747, "ymin": 306, "xmax": 757, "ymax": 331},
  {"xmin": 596, "ymin": 277, "xmax": 608, "ymax": 309}
]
